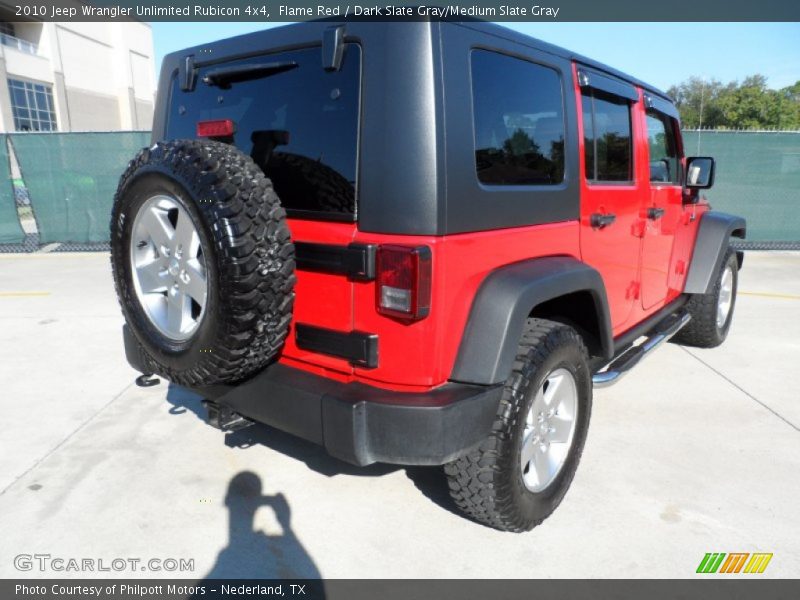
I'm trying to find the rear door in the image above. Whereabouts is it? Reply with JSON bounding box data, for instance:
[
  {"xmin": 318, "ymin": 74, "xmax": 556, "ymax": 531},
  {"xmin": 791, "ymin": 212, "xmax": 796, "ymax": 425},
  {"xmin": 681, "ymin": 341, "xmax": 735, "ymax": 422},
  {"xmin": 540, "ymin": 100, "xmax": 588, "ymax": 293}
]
[
  {"xmin": 640, "ymin": 99, "xmax": 684, "ymax": 310},
  {"xmin": 165, "ymin": 43, "xmax": 363, "ymax": 374},
  {"xmin": 576, "ymin": 67, "xmax": 645, "ymax": 333}
]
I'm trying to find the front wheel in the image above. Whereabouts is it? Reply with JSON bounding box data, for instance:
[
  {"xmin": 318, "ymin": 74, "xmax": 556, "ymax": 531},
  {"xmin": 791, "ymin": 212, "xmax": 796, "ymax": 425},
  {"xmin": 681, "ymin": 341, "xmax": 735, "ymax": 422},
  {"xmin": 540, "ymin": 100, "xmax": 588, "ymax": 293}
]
[
  {"xmin": 673, "ymin": 248, "xmax": 739, "ymax": 348},
  {"xmin": 444, "ymin": 319, "xmax": 592, "ymax": 532}
]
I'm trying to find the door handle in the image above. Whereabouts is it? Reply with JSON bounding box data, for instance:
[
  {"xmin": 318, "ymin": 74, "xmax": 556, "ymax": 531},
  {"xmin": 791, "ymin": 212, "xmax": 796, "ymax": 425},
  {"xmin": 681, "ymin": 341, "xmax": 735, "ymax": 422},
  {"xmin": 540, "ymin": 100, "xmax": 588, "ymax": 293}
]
[
  {"xmin": 647, "ymin": 207, "xmax": 666, "ymax": 220},
  {"xmin": 590, "ymin": 213, "xmax": 617, "ymax": 229}
]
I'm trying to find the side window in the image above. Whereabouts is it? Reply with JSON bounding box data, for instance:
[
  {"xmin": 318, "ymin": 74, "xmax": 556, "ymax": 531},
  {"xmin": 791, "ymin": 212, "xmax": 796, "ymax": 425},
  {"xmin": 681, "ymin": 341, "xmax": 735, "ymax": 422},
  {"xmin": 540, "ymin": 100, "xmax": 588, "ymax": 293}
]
[
  {"xmin": 471, "ymin": 50, "xmax": 565, "ymax": 186},
  {"xmin": 582, "ymin": 91, "xmax": 633, "ymax": 183},
  {"xmin": 645, "ymin": 110, "xmax": 681, "ymax": 184}
]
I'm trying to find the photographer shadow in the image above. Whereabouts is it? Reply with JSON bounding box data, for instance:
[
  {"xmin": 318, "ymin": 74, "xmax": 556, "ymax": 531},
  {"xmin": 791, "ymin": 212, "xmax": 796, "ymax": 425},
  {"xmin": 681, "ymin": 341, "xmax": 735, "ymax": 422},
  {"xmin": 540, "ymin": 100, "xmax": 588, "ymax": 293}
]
[{"xmin": 201, "ymin": 471, "xmax": 323, "ymax": 581}]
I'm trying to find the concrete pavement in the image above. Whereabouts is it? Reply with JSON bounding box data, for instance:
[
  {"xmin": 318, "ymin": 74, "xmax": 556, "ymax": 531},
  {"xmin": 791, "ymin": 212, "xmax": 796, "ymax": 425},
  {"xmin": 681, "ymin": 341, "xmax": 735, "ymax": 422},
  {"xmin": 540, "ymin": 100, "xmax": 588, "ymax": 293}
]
[{"xmin": 0, "ymin": 251, "xmax": 798, "ymax": 579}]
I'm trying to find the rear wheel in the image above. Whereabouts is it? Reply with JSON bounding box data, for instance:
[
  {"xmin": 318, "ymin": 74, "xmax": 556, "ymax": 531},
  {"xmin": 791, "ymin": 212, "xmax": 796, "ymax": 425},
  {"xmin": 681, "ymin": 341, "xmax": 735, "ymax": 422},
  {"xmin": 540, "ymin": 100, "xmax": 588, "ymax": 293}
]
[
  {"xmin": 673, "ymin": 248, "xmax": 738, "ymax": 348},
  {"xmin": 444, "ymin": 319, "xmax": 592, "ymax": 532}
]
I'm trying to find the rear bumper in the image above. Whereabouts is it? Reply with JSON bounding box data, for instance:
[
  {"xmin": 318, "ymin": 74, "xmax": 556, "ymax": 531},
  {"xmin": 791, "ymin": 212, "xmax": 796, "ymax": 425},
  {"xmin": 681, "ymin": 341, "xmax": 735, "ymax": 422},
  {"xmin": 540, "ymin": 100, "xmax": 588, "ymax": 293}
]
[{"xmin": 123, "ymin": 326, "xmax": 502, "ymax": 466}]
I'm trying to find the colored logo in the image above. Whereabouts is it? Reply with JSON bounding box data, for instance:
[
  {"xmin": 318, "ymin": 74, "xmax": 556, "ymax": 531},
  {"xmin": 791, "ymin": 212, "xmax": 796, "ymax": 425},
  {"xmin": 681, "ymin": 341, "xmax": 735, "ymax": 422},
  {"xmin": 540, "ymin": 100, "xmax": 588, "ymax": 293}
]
[{"xmin": 697, "ymin": 552, "xmax": 773, "ymax": 574}]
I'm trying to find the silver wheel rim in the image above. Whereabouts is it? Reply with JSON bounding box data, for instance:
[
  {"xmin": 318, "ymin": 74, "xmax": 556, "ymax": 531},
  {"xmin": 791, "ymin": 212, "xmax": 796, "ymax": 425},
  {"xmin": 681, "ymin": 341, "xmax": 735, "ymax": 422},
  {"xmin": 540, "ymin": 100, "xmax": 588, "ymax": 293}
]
[
  {"xmin": 130, "ymin": 195, "xmax": 208, "ymax": 341},
  {"xmin": 520, "ymin": 367, "xmax": 579, "ymax": 493},
  {"xmin": 716, "ymin": 265, "xmax": 734, "ymax": 329}
]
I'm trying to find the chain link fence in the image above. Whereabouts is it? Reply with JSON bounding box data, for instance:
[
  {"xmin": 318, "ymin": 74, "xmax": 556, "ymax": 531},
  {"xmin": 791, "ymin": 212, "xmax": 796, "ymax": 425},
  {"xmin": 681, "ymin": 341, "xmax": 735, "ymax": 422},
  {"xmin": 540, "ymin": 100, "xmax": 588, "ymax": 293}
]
[{"xmin": 0, "ymin": 130, "xmax": 798, "ymax": 252}]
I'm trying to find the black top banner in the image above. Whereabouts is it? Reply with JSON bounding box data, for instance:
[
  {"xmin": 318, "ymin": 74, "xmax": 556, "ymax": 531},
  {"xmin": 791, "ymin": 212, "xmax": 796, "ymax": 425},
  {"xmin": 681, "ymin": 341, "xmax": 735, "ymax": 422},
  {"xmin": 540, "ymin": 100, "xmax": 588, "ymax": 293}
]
[{"xmin": 1, "ymin": 0, "xmax": 799, "ymax": 22}]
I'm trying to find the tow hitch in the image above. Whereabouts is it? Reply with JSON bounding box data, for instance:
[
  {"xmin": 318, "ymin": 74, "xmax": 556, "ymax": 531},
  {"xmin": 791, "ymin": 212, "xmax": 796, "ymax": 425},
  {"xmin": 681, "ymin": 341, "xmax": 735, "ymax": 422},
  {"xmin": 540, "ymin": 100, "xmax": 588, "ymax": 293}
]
[{"xmin": 203, "ymin": 400, "xmax": 255, "ymax": 432}]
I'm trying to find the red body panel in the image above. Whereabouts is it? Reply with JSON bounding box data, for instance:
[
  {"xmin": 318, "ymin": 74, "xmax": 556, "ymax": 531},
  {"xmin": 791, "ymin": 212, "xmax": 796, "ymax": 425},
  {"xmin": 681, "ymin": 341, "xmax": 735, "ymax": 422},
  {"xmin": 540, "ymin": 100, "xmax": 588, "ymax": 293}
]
[
  {"xmin": 281, "ymin": 219, "xmax": 357, "ymax": 374},
  {"xmin": 281, "ymin": 220, "xmax": 579, "ymax": 391},
  {"xmin": 279, "ymin": 62, "xmax": 707, "ymax": 394},
  {"xmin": 352, "ymin": 222, "xmax": 580, "ymax": 390}
]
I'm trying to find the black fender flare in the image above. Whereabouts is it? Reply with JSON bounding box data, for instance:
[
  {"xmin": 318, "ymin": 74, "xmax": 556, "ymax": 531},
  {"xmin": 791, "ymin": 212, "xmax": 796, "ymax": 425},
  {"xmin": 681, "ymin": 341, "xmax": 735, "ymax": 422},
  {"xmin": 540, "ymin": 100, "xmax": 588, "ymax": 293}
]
[
  {"xmin": 450, "ymin": 256, "xmax": 613, "ymax": 386},
  {"xmin": 684, "ymin": 211, "xmax": 746, "ymax": 295}
]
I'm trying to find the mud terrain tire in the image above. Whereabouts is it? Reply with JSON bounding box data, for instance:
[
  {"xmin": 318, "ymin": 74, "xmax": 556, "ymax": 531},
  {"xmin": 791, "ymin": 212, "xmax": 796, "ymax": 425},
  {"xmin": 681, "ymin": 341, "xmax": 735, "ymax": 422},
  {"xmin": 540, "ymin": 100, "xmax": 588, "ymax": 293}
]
[{"xmin": 110, "ymin": 139, "xmax": 295, "ymax": 386}]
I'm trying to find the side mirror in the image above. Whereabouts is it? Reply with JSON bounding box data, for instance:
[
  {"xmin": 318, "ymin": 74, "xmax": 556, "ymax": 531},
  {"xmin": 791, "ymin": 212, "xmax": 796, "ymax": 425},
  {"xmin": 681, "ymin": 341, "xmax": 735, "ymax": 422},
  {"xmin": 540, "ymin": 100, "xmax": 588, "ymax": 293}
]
[{"xmin": 685, "ymin": 156, "xmax": 715, "ymax": 189}]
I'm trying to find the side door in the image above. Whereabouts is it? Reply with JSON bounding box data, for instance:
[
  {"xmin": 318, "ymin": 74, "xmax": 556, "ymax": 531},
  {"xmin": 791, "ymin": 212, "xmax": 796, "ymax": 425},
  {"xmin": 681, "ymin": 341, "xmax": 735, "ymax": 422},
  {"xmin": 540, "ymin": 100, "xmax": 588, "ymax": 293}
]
[
  {"xmin": 640, "ymin": 97, "xmax": 684, "ymax": 310},
  {"xmin": 576, "ymin": 67, "xmax": 645, "ymax": 333}
]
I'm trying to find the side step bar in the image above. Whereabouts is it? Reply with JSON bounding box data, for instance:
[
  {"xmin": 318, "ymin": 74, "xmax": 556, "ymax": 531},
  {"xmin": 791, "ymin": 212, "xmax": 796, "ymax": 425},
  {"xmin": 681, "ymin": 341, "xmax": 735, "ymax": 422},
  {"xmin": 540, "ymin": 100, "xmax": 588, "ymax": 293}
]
[{"xmin": 592, "ymin": 311, "xmax": 691, "ymax": 388}]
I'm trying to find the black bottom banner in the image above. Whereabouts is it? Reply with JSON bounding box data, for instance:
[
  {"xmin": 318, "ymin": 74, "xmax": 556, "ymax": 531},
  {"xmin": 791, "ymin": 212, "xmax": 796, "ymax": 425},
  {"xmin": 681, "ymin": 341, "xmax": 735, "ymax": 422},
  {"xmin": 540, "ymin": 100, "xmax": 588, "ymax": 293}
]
[{"xmin": 3, "ymin": 579, "xmax": 800, "ymax": 600}]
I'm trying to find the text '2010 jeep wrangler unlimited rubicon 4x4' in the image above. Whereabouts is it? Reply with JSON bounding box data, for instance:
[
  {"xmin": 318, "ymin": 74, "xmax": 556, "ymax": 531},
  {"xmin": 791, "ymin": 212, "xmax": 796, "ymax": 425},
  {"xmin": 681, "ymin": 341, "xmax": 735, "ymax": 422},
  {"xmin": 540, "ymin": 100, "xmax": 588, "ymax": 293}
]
[{"xmin": 112, "ymin": 21, "xmax": 745, "ymax": 532}]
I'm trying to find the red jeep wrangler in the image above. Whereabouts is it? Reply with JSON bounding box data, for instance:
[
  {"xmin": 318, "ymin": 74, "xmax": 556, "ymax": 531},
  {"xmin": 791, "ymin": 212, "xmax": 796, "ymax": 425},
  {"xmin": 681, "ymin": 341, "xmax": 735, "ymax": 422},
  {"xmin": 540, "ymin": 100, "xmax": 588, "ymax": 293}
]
[{"xmin": 112, "ymin": 21, "xmax": 745, "ymax": 531}]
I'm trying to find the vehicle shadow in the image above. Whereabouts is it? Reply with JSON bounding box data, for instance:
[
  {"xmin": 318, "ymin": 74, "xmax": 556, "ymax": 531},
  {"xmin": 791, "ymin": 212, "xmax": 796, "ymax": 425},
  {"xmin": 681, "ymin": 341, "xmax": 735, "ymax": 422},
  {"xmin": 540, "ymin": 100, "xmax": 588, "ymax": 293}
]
[
  {"xmin": 193, "ymin": 471, "xmax": 326, "ymax": 586},
  {"xmin": 224, "ymin": 421, "xmax": 398, "ymax": 478},
  {"xmin": 164, "ymin": 382, "xmax": 207, "ymax": 420},
  {"xmin": 166, "ymin": 383, "xmax": 459, "ymax": 516},
  {"xmin": 165, "ymin": 383, "xmax": 396, "ymax": 477}
]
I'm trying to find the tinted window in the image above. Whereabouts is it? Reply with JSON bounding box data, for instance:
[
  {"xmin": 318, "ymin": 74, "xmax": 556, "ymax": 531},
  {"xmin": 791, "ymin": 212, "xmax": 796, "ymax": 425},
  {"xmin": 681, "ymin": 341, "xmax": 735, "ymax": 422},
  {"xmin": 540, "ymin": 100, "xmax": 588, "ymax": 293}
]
[
  {"xmin": 582, "ymin": 92, "xmax": 632, "ymax": 182},
  {"xmin": 471, "ymin": 50, "xmax": 565, "ymax": 186},
  {"xmin": 646, "ymin": 110, "xmax": 680, "ymax": 184},
  {"xmin": 167, "ymin": 45, "xmax": 360, "ymax": 220}
]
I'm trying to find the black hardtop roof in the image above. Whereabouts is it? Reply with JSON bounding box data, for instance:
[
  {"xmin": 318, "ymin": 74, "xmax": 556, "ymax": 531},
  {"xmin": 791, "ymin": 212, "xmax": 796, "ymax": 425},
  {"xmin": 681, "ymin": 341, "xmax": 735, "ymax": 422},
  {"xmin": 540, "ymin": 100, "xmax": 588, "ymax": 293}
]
[
  {"xmin": 458, "ymin": 21, "xmax": 673, "ymax": 102},
  {"xmin": 169, "ymin": 20, "xmax": 673, "ymax": 103}
]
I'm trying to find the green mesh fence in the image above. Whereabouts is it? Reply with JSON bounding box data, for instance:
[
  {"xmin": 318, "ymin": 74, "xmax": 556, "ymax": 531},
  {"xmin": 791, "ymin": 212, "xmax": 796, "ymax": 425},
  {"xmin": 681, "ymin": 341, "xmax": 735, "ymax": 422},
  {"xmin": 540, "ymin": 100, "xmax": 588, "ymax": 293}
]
[
  {"xmin": 683, "ymin": 130, "xmax": 800, "ymax": 242},
  {"xmin": 1, "ymin": 130, "xmax": 798, "ymax": 247},
  {"xmin": 0, "ymin": 136, "xmax": 25, "ymax": 244},
  {"xmin": 9, "ymin": 132, "xmax": 149, "ymax": 244}
]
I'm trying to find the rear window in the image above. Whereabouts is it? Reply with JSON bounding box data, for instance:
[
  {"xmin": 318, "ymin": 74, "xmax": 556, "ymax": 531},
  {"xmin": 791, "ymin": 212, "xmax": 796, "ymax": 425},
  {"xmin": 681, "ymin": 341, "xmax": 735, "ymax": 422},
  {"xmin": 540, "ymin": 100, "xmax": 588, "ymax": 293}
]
[
  {"xmin": 470, "ymin": 49, "xmax": 565, "ymax": 186},
  {"xmin": 167, "ymin": 44, "xmax": 361, "ymax": 221}
]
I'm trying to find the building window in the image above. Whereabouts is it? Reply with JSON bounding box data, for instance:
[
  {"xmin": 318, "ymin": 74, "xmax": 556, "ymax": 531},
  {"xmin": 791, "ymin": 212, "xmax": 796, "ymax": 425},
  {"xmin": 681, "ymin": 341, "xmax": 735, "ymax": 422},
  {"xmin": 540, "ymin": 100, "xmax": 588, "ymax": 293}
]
[
  {"xmin": 7, "ymin": 79, "xmax": 57, "ymax": 132},
  {"xmin": 471, "ymin": 50, "xmax": 565, "ymax": 186},
  {"xmin": 0, "ymin": 23, "xmax": 15, "ymax": 37}
]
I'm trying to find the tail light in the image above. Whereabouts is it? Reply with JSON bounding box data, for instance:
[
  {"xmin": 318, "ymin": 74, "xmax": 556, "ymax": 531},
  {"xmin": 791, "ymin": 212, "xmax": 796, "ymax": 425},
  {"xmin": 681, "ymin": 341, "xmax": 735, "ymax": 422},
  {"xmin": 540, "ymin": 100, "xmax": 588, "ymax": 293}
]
[
  {"xmin": 376, "ymin": 245, "xmax": 432, "ymax": 321},
  {"xmin": 196, "ymin": 119, "xmax": 235, "ymax": 138}
]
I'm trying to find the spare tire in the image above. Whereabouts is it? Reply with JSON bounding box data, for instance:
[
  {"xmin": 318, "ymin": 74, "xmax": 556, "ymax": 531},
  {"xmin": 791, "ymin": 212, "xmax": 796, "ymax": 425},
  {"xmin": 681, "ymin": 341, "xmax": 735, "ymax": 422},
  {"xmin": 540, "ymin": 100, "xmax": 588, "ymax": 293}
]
[{"xmin": 110, "ymin": 139, "xmax": 295, "ymax": 387}]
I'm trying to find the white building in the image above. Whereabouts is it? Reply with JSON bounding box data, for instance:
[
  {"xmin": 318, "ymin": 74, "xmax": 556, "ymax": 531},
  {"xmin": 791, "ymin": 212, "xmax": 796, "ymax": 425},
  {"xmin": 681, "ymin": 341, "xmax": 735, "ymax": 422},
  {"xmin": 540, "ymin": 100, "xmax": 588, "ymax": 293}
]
[{"xmin": 0, "ymin": 20, "xmax": 154, "ymax": 132}]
